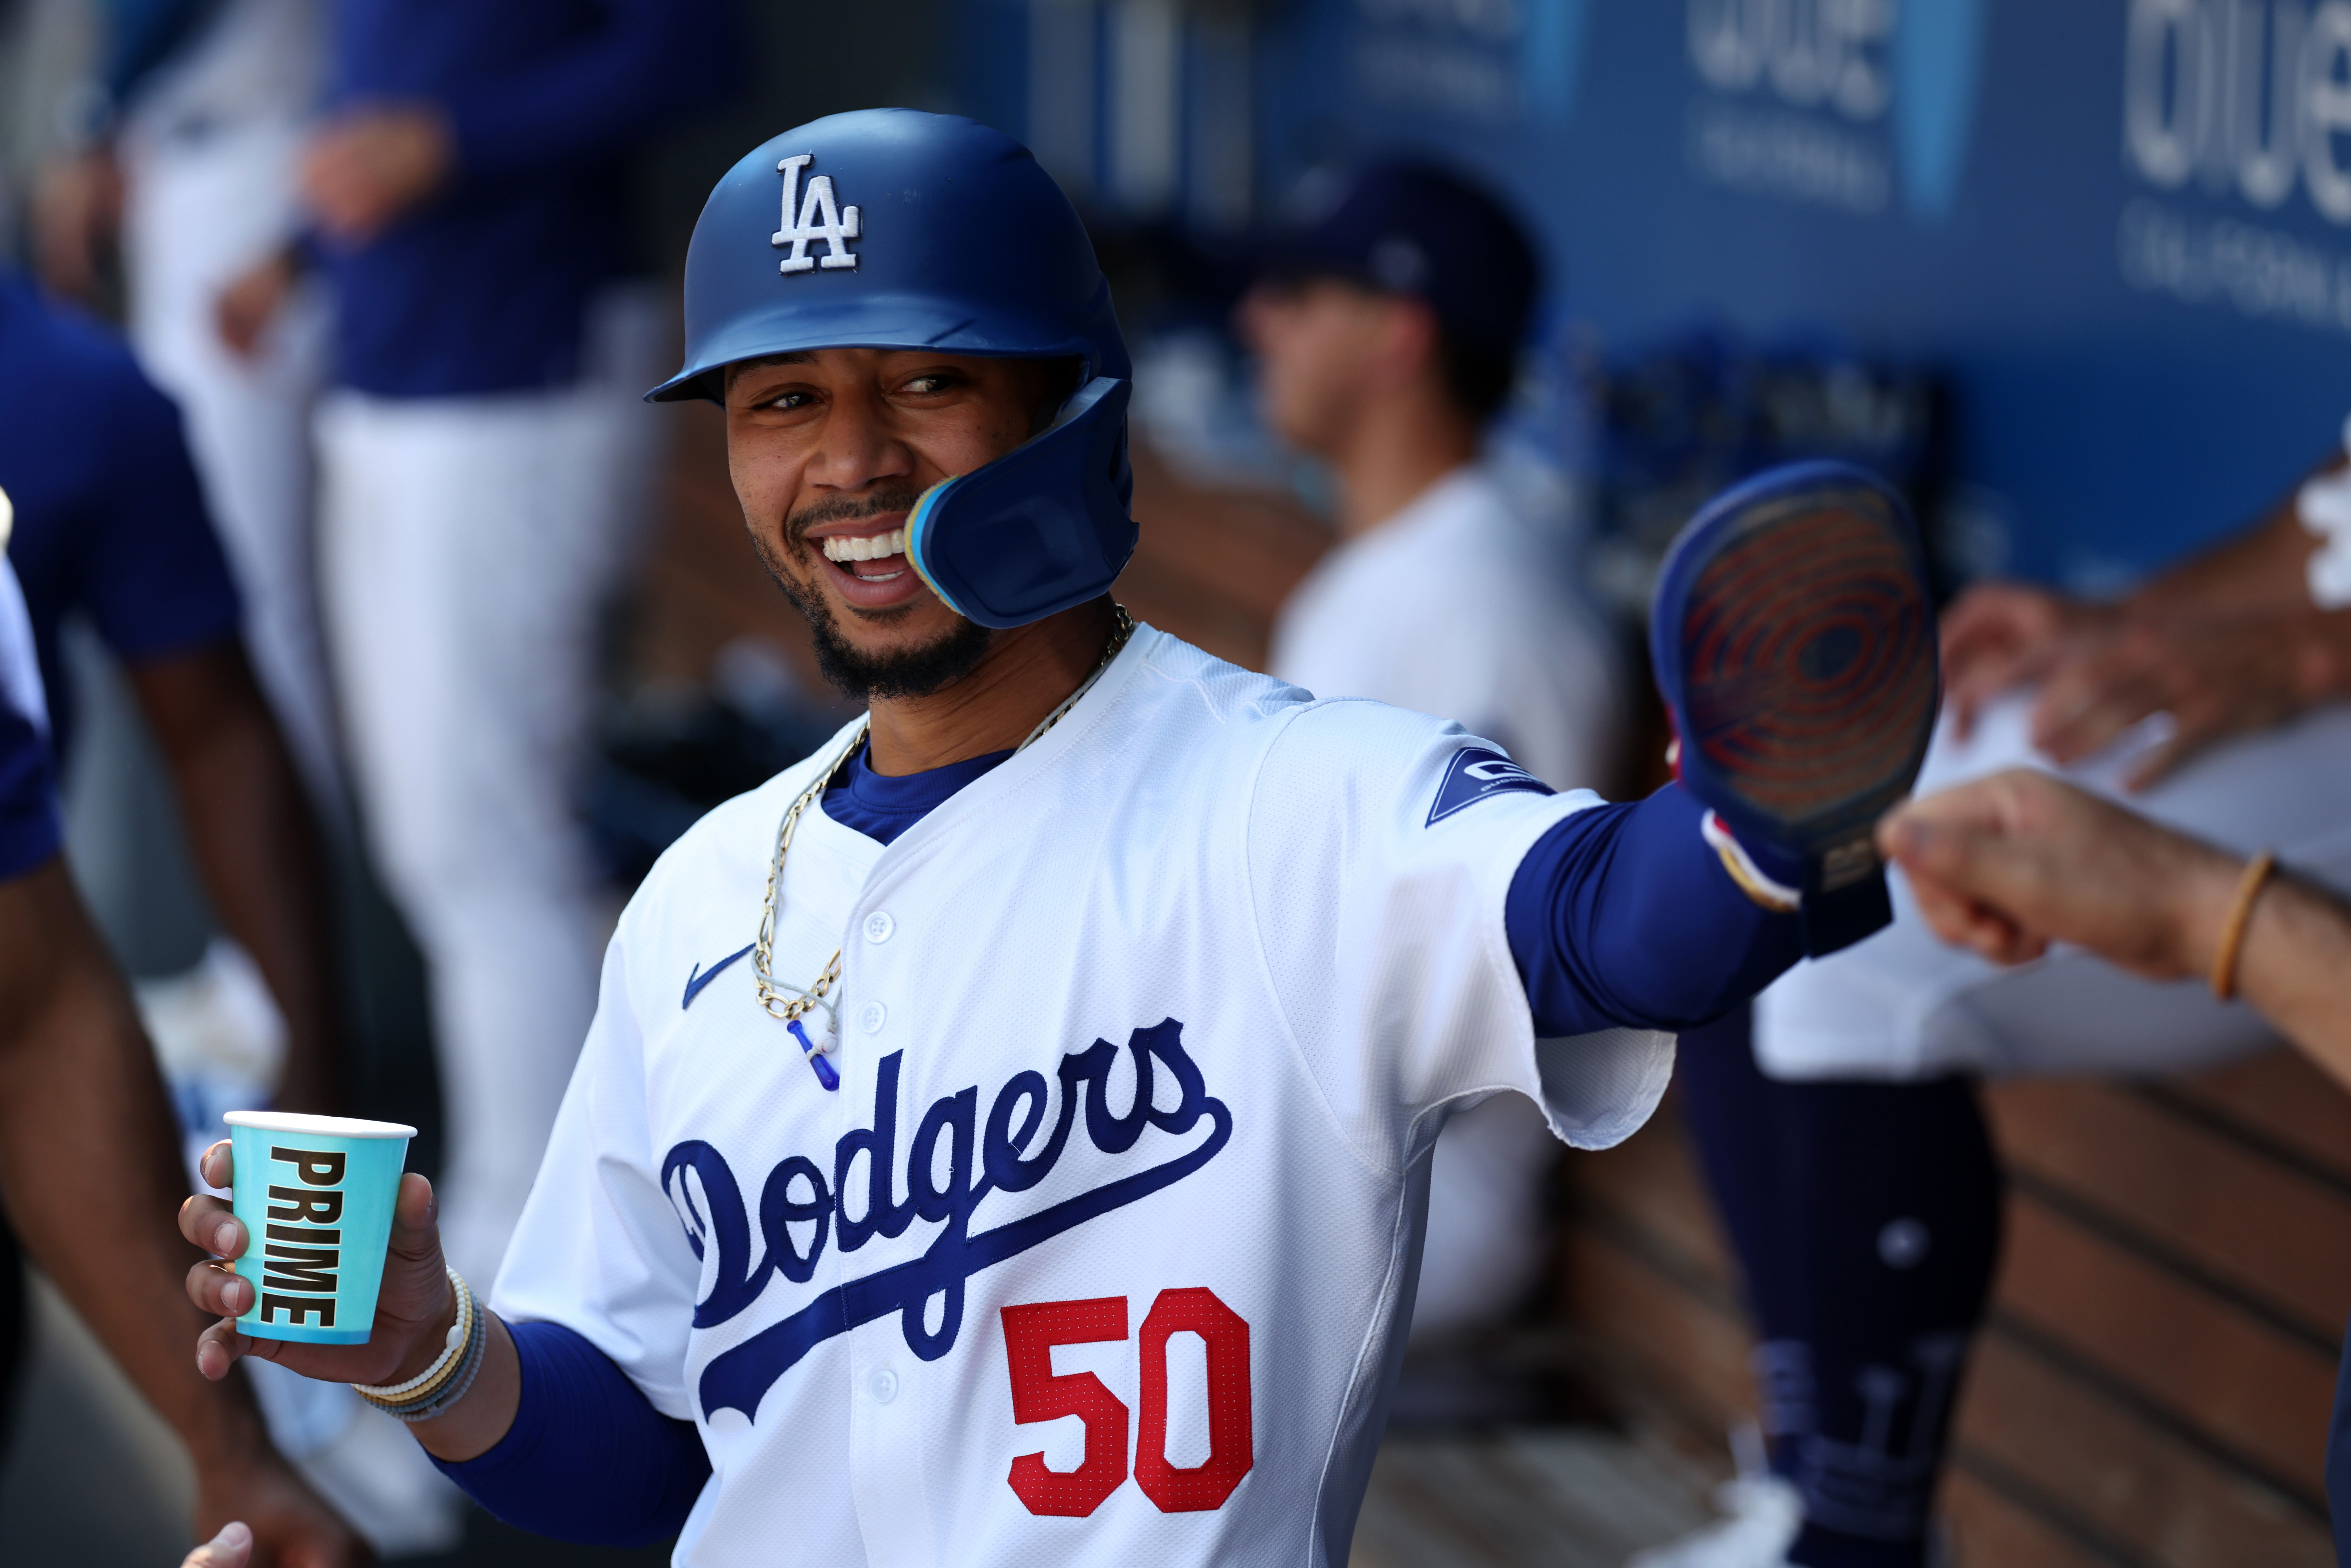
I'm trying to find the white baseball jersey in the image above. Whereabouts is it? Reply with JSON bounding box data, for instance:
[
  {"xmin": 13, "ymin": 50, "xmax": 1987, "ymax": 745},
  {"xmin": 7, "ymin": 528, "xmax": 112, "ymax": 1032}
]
[
  {"xmin": 1269, "ymin": 462, "xmax": 1626, "ymax": 1339},
  {"xmin": 494, "ymin": 625, "xmax": 1672, "ymax": 1567}
]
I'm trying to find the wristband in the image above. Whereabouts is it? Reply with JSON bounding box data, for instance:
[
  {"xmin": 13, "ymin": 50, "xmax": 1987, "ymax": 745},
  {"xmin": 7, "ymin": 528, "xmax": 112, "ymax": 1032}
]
[
  {"xmin": 353, "ymin": 1268, "xmax": 473, "ymax": 1408},
  {"xmin": 373, "ymin": 1302, "xmax": 488, "ymax": 1424},
  {"xmin": 1702, "ymin": 810, "xmax": 1802, "ymax": 913},
  {"xmin": 2209, "ymin": 850, "xmax": 2278, "ymax": 1002}
]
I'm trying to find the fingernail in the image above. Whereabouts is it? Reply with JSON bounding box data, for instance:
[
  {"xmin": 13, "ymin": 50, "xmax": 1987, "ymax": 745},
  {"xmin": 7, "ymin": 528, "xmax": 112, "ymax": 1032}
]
[{"xmin": 214, "ymin": 1220, "xmax": 237, "ymax": 1253}]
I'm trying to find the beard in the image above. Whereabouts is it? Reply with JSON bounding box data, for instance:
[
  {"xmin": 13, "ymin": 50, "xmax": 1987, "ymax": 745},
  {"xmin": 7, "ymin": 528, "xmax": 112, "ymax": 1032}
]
[{"xmin": 752, "ymin": 487, "xmax": 995, "ymax": 702}]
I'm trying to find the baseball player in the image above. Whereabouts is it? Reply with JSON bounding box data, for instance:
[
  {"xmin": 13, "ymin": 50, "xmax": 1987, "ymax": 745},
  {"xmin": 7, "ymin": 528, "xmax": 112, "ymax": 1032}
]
[
  {"xmin": 0, "ymin": 494, "xmax": 357, "ymax": 1565},
  {"xmin": 1241, "ymin": 160, "xmax": 1623, "ymax": 1344},
  {"xmin": 177, "ymin": 112, "xmax": 1938, "ymax": 1565},
  {"xmin": 0, "ymin": 263, "xmax": 342, "ymax": 1114},
  {"xmin": 0, "ymin": 260, "xmax": 461, "ymax": 1550}
]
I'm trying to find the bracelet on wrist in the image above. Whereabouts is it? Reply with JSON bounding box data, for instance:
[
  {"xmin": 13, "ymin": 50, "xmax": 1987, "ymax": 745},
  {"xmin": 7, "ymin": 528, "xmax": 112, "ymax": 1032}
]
[
  {"xmin": 2210, "ymin": 850, "xmax": 2279, "ymax": 1001},
  {"xmin": 374, "ymin": 1303, "xmax": 489, "ymax": 1424},
  {"xmin": 353, "ymin": 1268, "xmax": 476, "ymax": 1412}
]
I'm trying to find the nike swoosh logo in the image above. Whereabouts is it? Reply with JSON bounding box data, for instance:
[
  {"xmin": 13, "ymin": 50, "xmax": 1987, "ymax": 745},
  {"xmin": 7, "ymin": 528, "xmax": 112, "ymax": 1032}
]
[{"xmin": 683, "ymin": 944, "xmax": 755, "ymax": 1010}]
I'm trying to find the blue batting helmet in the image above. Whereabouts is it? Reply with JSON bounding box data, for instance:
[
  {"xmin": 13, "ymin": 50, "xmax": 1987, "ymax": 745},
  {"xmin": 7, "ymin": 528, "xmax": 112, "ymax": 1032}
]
[{"xmin": 652, "ymin": 109, "xmax": 1136, "ymax": 630}]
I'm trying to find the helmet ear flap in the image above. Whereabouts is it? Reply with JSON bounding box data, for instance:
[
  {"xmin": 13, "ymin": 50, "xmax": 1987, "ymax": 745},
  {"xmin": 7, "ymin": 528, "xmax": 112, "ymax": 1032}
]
[{"xmin": 906, "ymin": 378, "xmax": 1137, "ymax": 630}]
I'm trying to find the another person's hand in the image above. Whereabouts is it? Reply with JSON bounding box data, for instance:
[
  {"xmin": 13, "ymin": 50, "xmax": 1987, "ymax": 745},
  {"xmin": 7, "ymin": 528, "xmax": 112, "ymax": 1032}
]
[
  {"xmin": 215, "ymin": 250, "xmax": 301, "ymax": 360},
  {"xmin": 1938, "ymin": 582, "xmax": 2117, "ymax": 739},
  {"xmin": 185, "ymin": 1521, "xmax": 251, "ymax": 1568},
  {"xmin": 2026, "ymin": 608, "xmax": 2345, "ymax": 787},
  {"xmin": 1941, "ymin": 580, "xmax": 2349, "ymax": 788},
  {"xmin": 31, "ymin": 147, "xmax": 123, "ymax": 301},
  {"xmin": 180, "ymin": 1141, "xmax": 454, "ymax": 1391},
  {"xmin": 300, "ymin": 105, "xmax": 455, "ymax": 245},
  {"xmin": 191, "ymin": 1454, "xmax": 367, "ymax": 1568},
  {"xmin": 1877, "ymin": 768, "xmax": 2240, "ymax": 973}
]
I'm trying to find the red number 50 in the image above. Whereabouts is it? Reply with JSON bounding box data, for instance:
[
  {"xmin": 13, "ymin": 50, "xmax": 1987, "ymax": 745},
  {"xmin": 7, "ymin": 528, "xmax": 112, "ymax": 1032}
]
[{"xmin": 1000, "ymin": 1288, "xmax": 1253, "ymax": 1517}]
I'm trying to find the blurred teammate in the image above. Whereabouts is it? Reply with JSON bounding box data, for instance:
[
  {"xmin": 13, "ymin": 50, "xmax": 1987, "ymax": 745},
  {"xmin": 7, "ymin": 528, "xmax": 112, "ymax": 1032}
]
[
  {"xmin": 0, "ymin": 268, "xmax": 339, "ymax": 1115},
  {"xmin": 1240, "ymin": 161, "xmax": 1622, "ymax": 1342},
  {"xmin": 0, "ymin": 262, "xmax": 461, "ymax": 1551},
  {"xmin": 1646, "ymin": 431, "xmax": 2351, "ymax": 1568},
  {"xmin": 35, "ymin": 0, "xmax": 340, "ymax": 808},
  {"xmin": 174, "ymin": 112, "xmax": 1931, "ymax": 1563},
  {"xmin": 0, "ymin": 495, "xmax": 358, "ymax": 1565},
  {"xmin": 218, "ymin": 0, "xmax": 740, "ymax": 1286}
]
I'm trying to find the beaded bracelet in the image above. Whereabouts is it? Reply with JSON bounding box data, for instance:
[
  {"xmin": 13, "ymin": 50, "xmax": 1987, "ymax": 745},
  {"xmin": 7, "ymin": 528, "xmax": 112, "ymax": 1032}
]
[
  {"xmin": 375, "ymin": 1302, "xmax": 488, "ymax": 1425},
  {"xmin": 353, "ymin": 1268, "xmax": 477, "ymax": 1416}
]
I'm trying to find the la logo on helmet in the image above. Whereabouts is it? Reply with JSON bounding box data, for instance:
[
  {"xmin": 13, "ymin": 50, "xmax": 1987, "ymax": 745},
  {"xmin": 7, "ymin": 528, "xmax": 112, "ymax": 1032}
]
[{"xmin": 773, "ymin": 154, "xmax": 862, "ymax": 274}]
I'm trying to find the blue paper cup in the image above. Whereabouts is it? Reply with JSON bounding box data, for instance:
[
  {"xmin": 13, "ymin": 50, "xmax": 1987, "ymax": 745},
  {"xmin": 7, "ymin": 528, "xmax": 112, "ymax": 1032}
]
[{"xmin": 222, "ymin": 1111, "xmax": 417, "ymax": 1345}]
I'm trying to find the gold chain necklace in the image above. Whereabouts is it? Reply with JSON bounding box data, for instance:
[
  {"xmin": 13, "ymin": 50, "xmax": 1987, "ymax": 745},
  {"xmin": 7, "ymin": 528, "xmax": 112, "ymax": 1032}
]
[{"xmin": 751, "ymin": 605, "xmax": 1137, "ymax": 1089}]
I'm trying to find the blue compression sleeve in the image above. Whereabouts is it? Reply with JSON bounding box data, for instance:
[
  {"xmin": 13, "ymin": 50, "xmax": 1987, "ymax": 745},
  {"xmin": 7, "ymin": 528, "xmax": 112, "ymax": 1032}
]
[
  {"xmin": 1506, "ymin": 784, "xmax": 1806, "ymax": 1038},
  {"xmin": 433, "ymin": 1320, "xmax": 710, "ymax": 1546}
]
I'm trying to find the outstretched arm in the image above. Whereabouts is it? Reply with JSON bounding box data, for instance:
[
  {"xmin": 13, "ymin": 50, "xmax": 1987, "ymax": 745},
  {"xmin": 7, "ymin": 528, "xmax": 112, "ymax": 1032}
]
[
  {"xmin": 1881, "ymin": 770, "xmax": 2351, "ymax": 1085},
  {"xmin": 1507, "ymin": 784, "xmax": 1805, "ymax": 1038}
]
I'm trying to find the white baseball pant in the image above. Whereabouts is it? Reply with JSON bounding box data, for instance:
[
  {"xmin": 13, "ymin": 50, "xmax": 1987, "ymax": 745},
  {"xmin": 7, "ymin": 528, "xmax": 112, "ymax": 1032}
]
[{"xmin": 316, "ymin": 285, "xmax": 665, "ymax": 1284}]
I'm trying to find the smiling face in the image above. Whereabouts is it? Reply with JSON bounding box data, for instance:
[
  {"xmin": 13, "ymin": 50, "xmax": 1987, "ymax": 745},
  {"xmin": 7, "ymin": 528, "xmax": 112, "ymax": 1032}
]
[{"xmin": 725, "ymin": 348, "xmax": 1071, "ymax": 699}]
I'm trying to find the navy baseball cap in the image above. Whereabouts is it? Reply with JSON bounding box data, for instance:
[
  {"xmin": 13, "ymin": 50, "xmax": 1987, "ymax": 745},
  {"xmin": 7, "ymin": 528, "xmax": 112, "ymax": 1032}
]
[{"xmin": 1267, "ymin": 160, "xmax": 1541, "ymax": 353}]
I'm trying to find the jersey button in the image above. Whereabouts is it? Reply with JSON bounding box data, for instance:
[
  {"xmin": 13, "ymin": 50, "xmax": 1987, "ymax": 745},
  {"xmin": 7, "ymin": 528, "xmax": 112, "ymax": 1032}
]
[
  {"xmin": 869, "ymin": 1367, "xmax": 898, "ymax": 1404},
  {"xmin": 860, "ymin": 1001, "xmax": 887, "ymax": 1034},
  {"xmin": 863, "ymin": 911, "xmax": 894, "ymax": 944}
]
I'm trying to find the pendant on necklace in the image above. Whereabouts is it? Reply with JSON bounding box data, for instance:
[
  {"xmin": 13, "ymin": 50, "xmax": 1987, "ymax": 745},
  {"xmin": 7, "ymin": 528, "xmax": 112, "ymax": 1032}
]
[{"xmin": 787, "ymin": 1019, "xmax": 841, "ymax": 1092}]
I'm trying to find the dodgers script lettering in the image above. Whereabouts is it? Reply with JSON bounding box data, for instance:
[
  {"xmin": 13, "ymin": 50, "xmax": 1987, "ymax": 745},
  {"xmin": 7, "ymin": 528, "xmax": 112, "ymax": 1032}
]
[{"xmin": 662, "ymin": 1018, "xmax": 1231, "ymax": 1420}]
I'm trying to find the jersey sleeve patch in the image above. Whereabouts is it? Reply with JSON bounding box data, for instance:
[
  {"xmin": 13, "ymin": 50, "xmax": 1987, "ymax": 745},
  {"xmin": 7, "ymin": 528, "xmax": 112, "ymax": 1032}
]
[{"xmin": 1426, "ymin": 745, "xmax": 1554, "ymax": 826}]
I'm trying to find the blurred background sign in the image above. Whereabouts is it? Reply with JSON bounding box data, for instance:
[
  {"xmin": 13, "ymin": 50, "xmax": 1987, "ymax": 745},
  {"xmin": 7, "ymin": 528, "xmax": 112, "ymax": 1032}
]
[{"xmin": 958, "ymin": 0, "xmax": 2351, "ymax": 590}]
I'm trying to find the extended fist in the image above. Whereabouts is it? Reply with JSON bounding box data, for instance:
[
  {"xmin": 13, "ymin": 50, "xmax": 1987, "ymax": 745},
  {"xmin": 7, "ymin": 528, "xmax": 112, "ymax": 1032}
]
[{"xmin": 1877, "ymin": 769, "xmax": 2240, "ymax": 973}]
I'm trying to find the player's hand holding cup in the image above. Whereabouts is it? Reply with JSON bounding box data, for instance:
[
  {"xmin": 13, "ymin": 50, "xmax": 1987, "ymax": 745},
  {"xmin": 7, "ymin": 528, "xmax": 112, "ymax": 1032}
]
[{"xmin": 179, "ymin": 1113, "xmax": 456, "ymax": 1393}]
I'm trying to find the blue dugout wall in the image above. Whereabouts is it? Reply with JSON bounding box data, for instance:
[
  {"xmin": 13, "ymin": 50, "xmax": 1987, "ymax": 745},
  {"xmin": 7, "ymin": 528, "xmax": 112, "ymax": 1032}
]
[{"xmin": 956, "ymin": 0, "xmax": 2351, "ymax": 589}]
